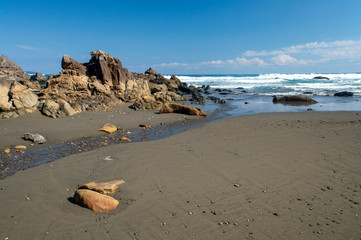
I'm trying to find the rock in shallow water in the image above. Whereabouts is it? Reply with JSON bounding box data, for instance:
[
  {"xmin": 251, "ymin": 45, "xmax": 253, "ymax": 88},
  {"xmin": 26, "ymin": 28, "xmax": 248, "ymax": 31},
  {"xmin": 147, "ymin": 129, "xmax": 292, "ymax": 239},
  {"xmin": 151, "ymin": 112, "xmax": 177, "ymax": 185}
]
[{"xmin": 160, "ymin": 103, "xmax": 207, "ymax": 117}]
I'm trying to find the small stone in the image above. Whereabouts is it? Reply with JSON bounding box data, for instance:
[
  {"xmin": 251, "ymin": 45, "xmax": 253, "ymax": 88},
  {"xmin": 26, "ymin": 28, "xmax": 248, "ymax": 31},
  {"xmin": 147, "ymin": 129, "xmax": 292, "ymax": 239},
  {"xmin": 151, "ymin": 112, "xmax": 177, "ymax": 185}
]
[
  {"xmin": 218, "ymin": 222, "xmax": 224, "ymax": 226},
  {"xmin": 103, "ymin": 156, "xmax": 113, "ymax": 161},
  {"xmin": 73, "ymin": 189, "xmax": 119, "ymax": 214},
  {"xmin": 15, "ymin": 145, "xmax": 27, "ymax": 150},
  {"xmin": 188, "ymin": 211, "xmax": 193, "ymax": 215},
  {"xmin": 234, "ymin": 184, "xmax": 240, "ymax": 187},
  {"xmin": 3, "ymin": 148, "xmax": 11, "ymax": 154},
  {"xmin": 163, "ymin": 222, "xmax": 167, "ymax": 226},
  {"xmin": 210, "ymin": 200, "xmax": 215, "ymax": 204},
  {"xmin": 26, "ymin": 197, "xmax": 31, "ymax": 201},
  {"xmin": 24, "ymin": 132, "xmax": 47, "ymax": 144},
  {"xmin": 120, "ymin": 137, "xmax": 131, "ymax": 142},
  {"xmin": 81, "ymin": 179, "xmax": 125, "ymax": 195}
]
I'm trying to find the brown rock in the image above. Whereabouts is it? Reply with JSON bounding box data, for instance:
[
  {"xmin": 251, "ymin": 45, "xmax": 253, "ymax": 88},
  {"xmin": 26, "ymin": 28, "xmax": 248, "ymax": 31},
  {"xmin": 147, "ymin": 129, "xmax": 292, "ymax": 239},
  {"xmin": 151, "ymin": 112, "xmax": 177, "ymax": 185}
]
[
  {"xmin": 160, "ymin": 103, "xmax": 207, "ymax": 116},
  {"xmin": 73, "ymin": 189, "xmax": 119, "ymax": 214},
  {"xmin": 61, "ymin": 55, "xmax": 87, "ymax": 75},
  {"xmin": 14, "ymin": 145, "xmax": 27, "ymax": 150},
  {"xmin": 98, "ymin": 123, "xmax": 117, "ymax": 134},
  {"xmin": 120, "ymin": 137, "xmax": 131, "ymax": 142},
  {"xmin": 272, "ymin": 96, "xmax": 317, "ymax": 104},
  {"xmin": 81, "ymin": 179, "xmax": 125, "ymax": 195},
  {"xmin": 0, "ymin": 55, "xmax": 30, "ymax": 81},
  {"xmin": 3, "ymin": 147, "xmax": 10, "ymax": 154},
  {"xmin": 0, "ymin": 79, "xmax": 12, "ymax": 111}
]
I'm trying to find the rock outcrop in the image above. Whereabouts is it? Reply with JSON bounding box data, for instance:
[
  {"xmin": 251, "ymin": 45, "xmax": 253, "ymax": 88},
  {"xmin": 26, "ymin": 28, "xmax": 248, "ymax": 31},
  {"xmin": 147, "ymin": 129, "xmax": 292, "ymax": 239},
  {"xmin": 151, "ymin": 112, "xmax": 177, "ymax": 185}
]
[
  {"xmin": 0, "ymin": 80, "xmax": 38, "ymax": 119},
  {"xmin": 0, "ymin": 55, "xmax": 30, "ymax": 81}
]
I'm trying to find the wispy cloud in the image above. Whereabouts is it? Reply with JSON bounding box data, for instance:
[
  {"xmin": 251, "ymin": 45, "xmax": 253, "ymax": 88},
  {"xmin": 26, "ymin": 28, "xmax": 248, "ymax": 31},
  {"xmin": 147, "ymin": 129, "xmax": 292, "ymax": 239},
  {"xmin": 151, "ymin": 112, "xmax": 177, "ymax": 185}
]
[
  {"xmin": 15, "ymin": 44, "xmax": 37, "ymax": 50},
  {"xmin": 153, "ymin": 62, "xmax": 189, "ymax": 67},
  {"xmin": 152, "ymin": 38, "xmax": 361, "ymax": 70}
]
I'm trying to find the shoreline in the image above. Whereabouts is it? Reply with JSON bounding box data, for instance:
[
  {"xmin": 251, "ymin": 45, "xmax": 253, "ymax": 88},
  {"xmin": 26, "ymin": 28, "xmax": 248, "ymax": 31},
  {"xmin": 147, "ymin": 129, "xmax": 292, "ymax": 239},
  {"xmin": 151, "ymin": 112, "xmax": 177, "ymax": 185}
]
[{"xmin": 0, "ymin": 110, "xmax": 360, "ymax": 239}]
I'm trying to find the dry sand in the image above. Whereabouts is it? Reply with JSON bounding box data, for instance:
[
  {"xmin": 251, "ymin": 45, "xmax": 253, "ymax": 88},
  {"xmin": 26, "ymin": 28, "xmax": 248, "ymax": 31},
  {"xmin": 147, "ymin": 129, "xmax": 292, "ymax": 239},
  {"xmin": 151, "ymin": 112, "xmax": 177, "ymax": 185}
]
[{"xmin": 0, "ymin": 111, "xmax": 360, "ymax": 239}]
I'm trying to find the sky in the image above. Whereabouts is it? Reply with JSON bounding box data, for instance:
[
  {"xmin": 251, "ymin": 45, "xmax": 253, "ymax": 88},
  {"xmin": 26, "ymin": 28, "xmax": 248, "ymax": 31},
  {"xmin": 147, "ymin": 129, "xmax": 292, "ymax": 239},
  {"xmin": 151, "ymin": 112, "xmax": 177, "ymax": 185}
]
[{"xmin": 1, "ymin": 0, "xmax": 361, "ymax": 74}]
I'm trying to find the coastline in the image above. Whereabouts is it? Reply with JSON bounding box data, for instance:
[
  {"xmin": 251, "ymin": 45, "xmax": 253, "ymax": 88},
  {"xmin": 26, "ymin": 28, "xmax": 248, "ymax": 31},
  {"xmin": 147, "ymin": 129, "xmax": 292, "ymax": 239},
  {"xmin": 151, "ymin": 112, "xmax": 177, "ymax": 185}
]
[{"xmin": 1, "ymin": 110, "xmax": 360, "ymax": 239}]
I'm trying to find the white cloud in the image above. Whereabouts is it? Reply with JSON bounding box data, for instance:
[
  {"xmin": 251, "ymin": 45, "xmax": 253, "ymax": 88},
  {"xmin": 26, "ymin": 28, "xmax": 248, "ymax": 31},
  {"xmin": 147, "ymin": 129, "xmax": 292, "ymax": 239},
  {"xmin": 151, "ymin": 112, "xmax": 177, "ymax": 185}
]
[
  {"xmin": 271, "ymin": 54, "xmax": 307, "ymax": 65},
  {"xmin": 243, "ymin": 39, "xmax": 361, "ymax": 62},
  {"xmin": 200, "ymin": 60, "xmax": 224, "ymax": 65},
  {"xmin": 15, "ymin": 44, "xmax": 36, "ymax": 50}
]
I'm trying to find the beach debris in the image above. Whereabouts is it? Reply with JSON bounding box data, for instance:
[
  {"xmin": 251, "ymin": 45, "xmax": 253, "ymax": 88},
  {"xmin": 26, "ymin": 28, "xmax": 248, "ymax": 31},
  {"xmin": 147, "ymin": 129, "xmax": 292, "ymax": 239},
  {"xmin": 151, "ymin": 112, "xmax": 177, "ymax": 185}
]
[
  {"xmin": 139, "ymin": 124, "xmax": 151, "ymax": 129},
  {"xmin": 80, "ymin": 179, "xmax": 125, "ymax": 195},
  {"xmin": 103, "ymin": 156, "xmax": 113, "ymax": 161},
  {"xmin": 120, "ymin": 137, "xmax": 131, "ymax": 142},
  {"xmin": 73, "ymin": 189, "xmax": 119, "ymax": 214},
  {"xmin": 160, "ymin": 103, "xmax": 207, "ymax": 117},
  {"xmin": 24, "ymin": 132, "xmax": 47, "ymax": 144},
  {"xmin": 98, "ymin": 123, "xmax": 117, "ymax": 134},
  {"xmin": 14, "ymin": 145, "xmax": 27, "ymax": 150},
  {"xmin": 3, "ymin": 147, "xmax": 11, "ymax": 154}
]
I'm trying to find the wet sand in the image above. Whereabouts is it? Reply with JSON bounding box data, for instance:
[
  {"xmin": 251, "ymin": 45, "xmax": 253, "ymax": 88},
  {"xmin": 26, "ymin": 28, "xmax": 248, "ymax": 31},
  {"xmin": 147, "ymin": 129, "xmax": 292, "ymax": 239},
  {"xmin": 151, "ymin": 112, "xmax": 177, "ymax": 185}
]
[{"xmin": 0, "ymin": 111, "xmax": 361, "ymax": 239}]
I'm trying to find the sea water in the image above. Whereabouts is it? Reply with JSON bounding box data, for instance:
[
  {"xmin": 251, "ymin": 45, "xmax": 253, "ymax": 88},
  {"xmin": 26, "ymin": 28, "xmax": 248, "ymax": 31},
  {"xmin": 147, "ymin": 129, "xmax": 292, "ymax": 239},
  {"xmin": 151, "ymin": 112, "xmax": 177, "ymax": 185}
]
[{"xmin": 165, "ymin": 73, "xmax": 361, "ymax": 116}]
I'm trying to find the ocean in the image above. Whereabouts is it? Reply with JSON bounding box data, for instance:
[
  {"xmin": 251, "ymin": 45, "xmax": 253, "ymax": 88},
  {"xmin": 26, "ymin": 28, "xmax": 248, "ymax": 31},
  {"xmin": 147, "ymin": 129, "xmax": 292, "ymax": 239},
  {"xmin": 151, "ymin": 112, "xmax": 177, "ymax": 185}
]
[{"xmin": 165, "ymin": 73, "xmax": 361, "ymax": 116}]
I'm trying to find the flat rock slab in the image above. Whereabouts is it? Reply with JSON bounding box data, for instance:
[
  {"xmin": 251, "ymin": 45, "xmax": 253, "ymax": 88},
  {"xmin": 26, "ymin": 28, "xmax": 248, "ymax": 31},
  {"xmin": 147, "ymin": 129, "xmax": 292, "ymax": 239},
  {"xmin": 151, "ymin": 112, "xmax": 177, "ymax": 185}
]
[
  {"xmin": 81, "ymin": 179, "xmax": 125, "ymax": 195},
  {"xmin": 73, "ymin": 189, "xmax": 119, "ymax": 214},
  {"xmin": 160, "ymin": 103, "xmax": 207, "ymax": 116},
  {"xmin": 97, "ymin": 123, "xmax": 118, "ymax": 134}
]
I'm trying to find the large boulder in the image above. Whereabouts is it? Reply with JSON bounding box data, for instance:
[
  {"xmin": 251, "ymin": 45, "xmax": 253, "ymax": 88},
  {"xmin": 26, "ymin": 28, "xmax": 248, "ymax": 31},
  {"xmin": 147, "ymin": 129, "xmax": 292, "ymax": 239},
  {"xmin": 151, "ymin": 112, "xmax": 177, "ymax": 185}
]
[
  {"xmin": 160, "ymin": 103, "xmax": 207, "ymax": 116},
  {"xmin": 0, "ymin": 55, "xmax": 30, "ymax": 81},
  {"xmin": 85, "ymin": 50, "xmax": 133, "ymax": 86},
  {"xmin": 134, "ymin": 68, "xmax": 180, "ymax": 92},
  {"xmin": 61, "ymin": 55, "xmax": 87, "ymax": 75},
  {"xmin": 0, "ymin": 80, "xmax": 38, "ymax": 119}
]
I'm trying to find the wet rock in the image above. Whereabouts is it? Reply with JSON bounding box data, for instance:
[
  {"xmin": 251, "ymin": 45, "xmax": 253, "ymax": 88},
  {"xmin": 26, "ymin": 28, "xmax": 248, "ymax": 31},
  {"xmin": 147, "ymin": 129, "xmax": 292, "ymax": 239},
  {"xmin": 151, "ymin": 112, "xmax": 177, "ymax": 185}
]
[
  {"xmin": 313, "ymin": 76, "xmax": 330, "ymax": 80},
  {"xmin": 207, "ymin": 96, "xmax": 226, "ymax": 104},
  {"xmin": 81, "ymin": 179, "xmax": 125, "ymax": 195},
  {"xmin": 24, "ymin": 132, "xmax": 47, "ymax": 144},
  {"xmin": 160, "ymin": 103, "xmax": 207, "ymax": 116},
  {"xmin": 190, "ymin": 92, "xmax": 205, "ymax": 105},
  {"xmin": 98, "ymin": 123, "xmax": 117, "ymax": 134},
  {"xmin": 334, "ymin": 91, "xmax": 353, "ymax": 97},
  {"xmin": 273, "ymin": 96, "xmax": 317, "ymax": 106},
  {"xmin": 73, "ymin": 189, "xmax": 119, "ymax": 214}
]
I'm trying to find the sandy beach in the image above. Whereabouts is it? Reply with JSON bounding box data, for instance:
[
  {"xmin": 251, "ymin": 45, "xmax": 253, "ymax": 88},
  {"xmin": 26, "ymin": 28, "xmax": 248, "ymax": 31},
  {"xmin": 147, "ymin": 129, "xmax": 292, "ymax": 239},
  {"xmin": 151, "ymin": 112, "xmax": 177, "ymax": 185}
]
[{"xmin": 0, "ymin": 110, "xmax": 360, "ymax": 239}]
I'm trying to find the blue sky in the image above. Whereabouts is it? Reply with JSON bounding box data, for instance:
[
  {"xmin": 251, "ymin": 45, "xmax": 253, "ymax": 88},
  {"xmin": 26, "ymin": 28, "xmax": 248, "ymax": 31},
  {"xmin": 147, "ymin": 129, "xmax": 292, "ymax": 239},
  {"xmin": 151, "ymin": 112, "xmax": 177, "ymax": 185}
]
[{"xmin": 1, "ymin": 0, "xmax": 361, "ymax": 74}]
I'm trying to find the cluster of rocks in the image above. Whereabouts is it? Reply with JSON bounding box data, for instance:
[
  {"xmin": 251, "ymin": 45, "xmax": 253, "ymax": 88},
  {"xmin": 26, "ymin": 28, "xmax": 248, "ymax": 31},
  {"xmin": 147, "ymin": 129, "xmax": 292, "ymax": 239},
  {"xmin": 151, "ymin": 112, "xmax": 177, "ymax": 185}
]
[
  {"xmin": 74, "ymin": 179, "xmax": 125, "ymax": 214},
  {"xmin": 1, "ymin": 50, "xmax": 207, "ymax": 119}
]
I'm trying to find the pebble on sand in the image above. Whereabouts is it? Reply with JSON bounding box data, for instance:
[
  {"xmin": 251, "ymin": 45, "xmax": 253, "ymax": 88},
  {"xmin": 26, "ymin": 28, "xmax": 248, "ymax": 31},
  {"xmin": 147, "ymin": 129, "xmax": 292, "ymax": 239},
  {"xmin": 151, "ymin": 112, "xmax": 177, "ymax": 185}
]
[
  {"xmin": 3, "ymin": 147, "xmax": 11, "ymax": 154},
  {"xmin": 14, "ymin": 145, "xmax": 27, "ymax": 150}
]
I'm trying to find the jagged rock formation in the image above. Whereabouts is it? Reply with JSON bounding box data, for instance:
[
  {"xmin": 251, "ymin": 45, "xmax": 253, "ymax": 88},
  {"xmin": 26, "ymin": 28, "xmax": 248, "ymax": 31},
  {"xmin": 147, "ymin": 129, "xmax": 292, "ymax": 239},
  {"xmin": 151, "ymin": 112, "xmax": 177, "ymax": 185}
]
[
  {"xmin": 0, "ymin": 55, "xmax": 30, "ymax": 81},
  {"xmin": 38, "ymin": 50, "xmax": 186, "ymax": 117}
]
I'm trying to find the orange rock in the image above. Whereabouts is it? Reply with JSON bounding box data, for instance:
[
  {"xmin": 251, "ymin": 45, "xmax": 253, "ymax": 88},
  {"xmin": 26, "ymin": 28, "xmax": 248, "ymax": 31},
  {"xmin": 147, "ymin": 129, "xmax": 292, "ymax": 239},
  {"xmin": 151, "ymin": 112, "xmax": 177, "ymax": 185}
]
[
  {"xmin": 14, "ymin": 145, "xmax": 27, "ymax": 150},
  {"xmin": 73, "ymin": 189, "xmax": 119, "ymax": 214},
  {"xmin": 3, "ymin": 147, "xmax": 10, "ymax": 154},
  {"xmin": 120, "ymin": 137, "xmax": 131, "ymax": 142},
  {"xmin": 139, "ymin": 124, "xmax": 151, "ymax": 129},
  {"xmin": 160, "ymin": 103, "xmax": 207, "ymax": 116},
  {"xmin": 97, "ymin": 123, "xmax": 117, "ymax": 134},
  {"xmin": 81, "ymin": 179, "xmax": 125, "ymax": 195}
]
